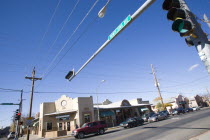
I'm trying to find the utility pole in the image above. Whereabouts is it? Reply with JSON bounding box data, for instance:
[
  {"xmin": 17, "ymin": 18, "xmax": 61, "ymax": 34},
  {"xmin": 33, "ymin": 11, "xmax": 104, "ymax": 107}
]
[
  {"xmin": 151, "ymin": 64, "xmax": 165, "ymax": 109},
  {"xmin": 25, "ymin": 67, "xmax": 42, "ymax": 140},
  {"xmin": 206, "ymin": 88, "xmax": 210, "ymax": 101}
]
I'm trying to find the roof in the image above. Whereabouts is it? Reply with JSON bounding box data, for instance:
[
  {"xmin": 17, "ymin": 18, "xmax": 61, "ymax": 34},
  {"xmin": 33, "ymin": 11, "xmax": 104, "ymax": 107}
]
[
  {"xmin": 45, "ymin": 110, "xmax": 77, "ymax": 116},
  {"xmin": 94, "ymin": 100, "xmax": 151, "ymax": 109}
]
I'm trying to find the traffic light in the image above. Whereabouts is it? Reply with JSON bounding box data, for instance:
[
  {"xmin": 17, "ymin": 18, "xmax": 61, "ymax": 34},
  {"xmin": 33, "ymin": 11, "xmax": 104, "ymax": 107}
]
[
  {"xmin": 15, "ymin": 109, "xmax": 21, "ymax": 120},
  {"xmin": 162, "ymin": 0, "xmax": 195, "ymax": 37},
  {"xmin": 65, "ymin": 69, "xmax": 75, "ymax": 80}
]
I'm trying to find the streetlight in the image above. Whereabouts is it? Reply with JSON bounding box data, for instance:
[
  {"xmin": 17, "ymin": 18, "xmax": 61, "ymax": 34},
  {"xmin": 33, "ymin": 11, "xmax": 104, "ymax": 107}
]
[
  {"xmin": 98, "ymin": 0, "xmax": 111, "ymax": 18},
  {"xmin": 96, "ymin": 80, "xmax": 106, "ymax": 121}
]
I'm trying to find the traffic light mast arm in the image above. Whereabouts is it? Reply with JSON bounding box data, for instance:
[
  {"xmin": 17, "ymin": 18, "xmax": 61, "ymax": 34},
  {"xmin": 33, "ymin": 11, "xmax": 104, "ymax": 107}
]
[{"xmin": 68, "ymin": 0, "xmax": 156, "ymax": 81}]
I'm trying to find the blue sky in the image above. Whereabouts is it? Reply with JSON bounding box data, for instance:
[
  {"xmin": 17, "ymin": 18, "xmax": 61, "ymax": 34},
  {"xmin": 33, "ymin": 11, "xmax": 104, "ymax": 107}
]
[{"xmin": 0, "ymin": 0, "xmax": 210, "ymax": 128}]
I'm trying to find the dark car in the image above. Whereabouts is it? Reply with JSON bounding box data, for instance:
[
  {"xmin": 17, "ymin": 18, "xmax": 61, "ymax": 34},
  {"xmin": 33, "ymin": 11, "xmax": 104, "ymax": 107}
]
[
  {"xmin": 71, "ymin": 121, "xmax": 107, "ymax": 139},
  {"xmin": 133, "ymin": 117, "xmax": 144, "ymax": 126},
  {"xmin": 120, "ymin": 118, "xmax": 138, "ymax": 128},
  {"xmin": 159, "ymin": 110, "xmax": 170, "ymax": 116},
  {"xmin": 185, "ymin": 108, "xmax": 193, "ymax": 112},
  {"xmin": 172, "ymin": 108, "xmax": 185, "ymax": 115}
]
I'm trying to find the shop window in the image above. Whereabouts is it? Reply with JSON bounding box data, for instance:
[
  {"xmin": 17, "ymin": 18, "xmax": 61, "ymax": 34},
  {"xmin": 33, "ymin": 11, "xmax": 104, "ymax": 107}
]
[
  {"xmin": 59, "ymin": 123, "xmax": 62, "ymax": 131},
  {"xmin": 46, "ymin": 122, "xmax": 52, "ymax": 131},
  {"xmin": 84, "ymin": 114, "xmax": 90, "ymax": 123}
]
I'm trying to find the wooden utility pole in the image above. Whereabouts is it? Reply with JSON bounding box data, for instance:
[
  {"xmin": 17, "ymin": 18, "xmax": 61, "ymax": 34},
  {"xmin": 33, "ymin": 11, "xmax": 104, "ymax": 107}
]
[
  {"xmin": 25, "ymin": 67, "xmax": 42, "ymax": 140},
  {"xmin": 151, "ymin": 64, "xmax": 165, "ymax": 109}
]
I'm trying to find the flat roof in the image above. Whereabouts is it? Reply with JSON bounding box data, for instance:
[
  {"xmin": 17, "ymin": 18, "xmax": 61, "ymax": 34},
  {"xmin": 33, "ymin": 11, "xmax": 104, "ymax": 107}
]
[{"xmin": 94, "ymin": 104, "xmax": 151, "ymax": 110}]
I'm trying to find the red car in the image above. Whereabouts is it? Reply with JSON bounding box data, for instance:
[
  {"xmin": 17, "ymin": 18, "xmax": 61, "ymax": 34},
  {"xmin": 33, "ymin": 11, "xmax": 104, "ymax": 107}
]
[{"xmin": 72, "ymin": 121, "xmax": 107, "ymax": 139}]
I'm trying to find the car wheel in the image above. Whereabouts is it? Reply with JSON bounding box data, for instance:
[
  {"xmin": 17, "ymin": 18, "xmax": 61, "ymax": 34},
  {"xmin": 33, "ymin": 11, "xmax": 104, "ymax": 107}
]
[
  {"xmin": 99, "ymin": 129, "xmax": 104, "ymax": 135},
  {"xmin": 156, "ymin": 119, "xmax": 159, "ymax": 122},
  {"xmin": 78, "ymin": 132, "xmax": 84, "ymax": 139},
  {"xmin": 124, "ymin": 126, "xmax": 127, "ymax": 128}
]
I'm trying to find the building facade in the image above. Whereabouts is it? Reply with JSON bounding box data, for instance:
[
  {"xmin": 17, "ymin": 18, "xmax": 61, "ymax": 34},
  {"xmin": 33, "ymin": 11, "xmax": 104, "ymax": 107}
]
[
  {"xmin": 38, "ymin": 95, "xmax": 94, "ymax": 138},
  {"xmin": 36, "ymin": 96, "xmax": 151, "ymax": 138}
]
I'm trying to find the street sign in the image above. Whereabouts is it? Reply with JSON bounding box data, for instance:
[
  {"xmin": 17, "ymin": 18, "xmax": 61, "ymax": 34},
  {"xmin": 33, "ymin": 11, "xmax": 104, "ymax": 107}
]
[
  {"xmin": 108, "ymin": 15, "xmax": 132, "ymax": 40},
  {"xmin": 27, "ymin": 117, "xmax": 33, "ymax": 120},
  {"xmin": 26, "ymin": 119, "xmax": 33, "ymax": 126},
  {"xmin": 0, "ymin": 103, "xmax": 19, "ymax": 105}
]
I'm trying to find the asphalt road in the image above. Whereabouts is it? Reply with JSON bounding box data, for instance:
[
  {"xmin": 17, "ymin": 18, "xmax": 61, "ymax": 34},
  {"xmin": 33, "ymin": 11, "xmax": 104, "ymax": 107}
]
[{"xmin": 60, "ymin": 107, "xmax": 210, "ymax": 140}]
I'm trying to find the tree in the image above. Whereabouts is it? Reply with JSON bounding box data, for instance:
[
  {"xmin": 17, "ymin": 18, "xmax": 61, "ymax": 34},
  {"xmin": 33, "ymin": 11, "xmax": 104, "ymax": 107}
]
[
  {"xmin": 153, "ymin": 97, "xmax": 161, "ymax": 102},
  {"xmin": 9, "ymin": 123, "xmax": 15, "ymax": 132}
]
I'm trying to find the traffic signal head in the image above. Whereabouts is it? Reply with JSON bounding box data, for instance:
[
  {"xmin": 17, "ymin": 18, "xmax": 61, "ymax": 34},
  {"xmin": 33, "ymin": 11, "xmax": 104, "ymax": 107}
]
[
  {"xmin": 162, "ymin": 0, "xmax": 180, "ymax": 11},
  {"xmin": 15, "ymin": 109, "xmax": 21, "ymax": 120},
  {"xmin": 65, "ymin": 70, "xmax": 75, "ymax": 80},
  {"xmin": 162, "ymin": 0, "xmax": 194, "ymax": 37}
]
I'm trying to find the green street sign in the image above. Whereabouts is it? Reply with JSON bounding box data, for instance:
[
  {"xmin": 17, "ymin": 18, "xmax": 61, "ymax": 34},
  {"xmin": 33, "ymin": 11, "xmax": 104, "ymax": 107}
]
[{"xmin": 108, "ymin": 15, "xmax": 132, "ymax": 41}]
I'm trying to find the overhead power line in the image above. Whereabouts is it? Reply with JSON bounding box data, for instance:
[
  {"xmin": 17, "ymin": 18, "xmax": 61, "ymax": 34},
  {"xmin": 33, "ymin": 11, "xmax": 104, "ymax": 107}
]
[
  {"xmin": 0, "ymin": 87, "xmax": 21, "ymax": 92},
  {"xmin": 41, "ymin": 0, "xmax": 99, "ymax": 78},
  {"xmin": 33, "ymin": 0, "xmax": 62, "ymax": 67}
]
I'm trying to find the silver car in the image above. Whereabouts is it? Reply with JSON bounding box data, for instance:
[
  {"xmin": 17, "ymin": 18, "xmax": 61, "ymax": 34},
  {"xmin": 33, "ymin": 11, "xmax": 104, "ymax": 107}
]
[{"xmin": 148, "ymin": 113, "xmax": 167, "ymax": 123}]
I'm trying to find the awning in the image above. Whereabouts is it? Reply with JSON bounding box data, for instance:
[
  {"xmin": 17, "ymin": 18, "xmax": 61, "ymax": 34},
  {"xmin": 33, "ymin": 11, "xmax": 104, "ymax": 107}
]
[
  {"xmin": 45, "ymin": 110, "xmax": 77, "ymax": 116},
  {"xmin": 100, "ymin": 111, "xmax": 115, "ymax": 117},
  {"xmin": 140, "ymin": 108, "xmax": 149, "ymax": 111}
]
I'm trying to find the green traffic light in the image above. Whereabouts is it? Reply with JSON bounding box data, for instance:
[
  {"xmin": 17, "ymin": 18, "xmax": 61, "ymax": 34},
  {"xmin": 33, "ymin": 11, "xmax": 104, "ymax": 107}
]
[{"xmin": 172, "ymin": 19, "xmax": 192, "ymax": 35}]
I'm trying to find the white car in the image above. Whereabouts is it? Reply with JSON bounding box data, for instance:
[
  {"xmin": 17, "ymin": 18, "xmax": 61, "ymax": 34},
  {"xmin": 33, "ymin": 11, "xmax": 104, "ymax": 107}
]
[
  {"xmin": 7, "ymin": 132, "xmax": 15, "ymax": 140},
  {"xmin": 192, "ymin": 107, "xmax": 200, "ymax": 111}
]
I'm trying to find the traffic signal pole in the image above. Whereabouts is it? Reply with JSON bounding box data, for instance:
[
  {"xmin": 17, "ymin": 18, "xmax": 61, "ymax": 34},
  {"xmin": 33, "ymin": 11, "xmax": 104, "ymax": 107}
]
[
  {"xmin": 66, "ymin": 0, "xmax": 156, "ymax": 81},
  {"xmin": 163, "ymin": 0, "xmax": 210, "ymax": 74},
  {"xmin": 180, "ymin": 0, "xmax": 210, "ymax": 74}
]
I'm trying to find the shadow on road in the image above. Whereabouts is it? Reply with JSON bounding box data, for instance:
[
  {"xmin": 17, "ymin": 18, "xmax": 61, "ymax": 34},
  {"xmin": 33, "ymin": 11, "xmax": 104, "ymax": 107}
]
[
  {"xmin": 143, "ymin": 126, "xmax": 210, "ymax": 130},
  {"xmin": 84, "ymin": 129, "xmax": 121, "ymax": 139}
]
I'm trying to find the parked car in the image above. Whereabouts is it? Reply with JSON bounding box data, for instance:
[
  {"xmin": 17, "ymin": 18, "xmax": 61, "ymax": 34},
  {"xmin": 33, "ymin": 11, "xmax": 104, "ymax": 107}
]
[
  {"xmin": 185, "ymin": 108, "xmax": 193, "ymax": 112},
  {"xmin": 148, "ymin": 113, "xmax": 166, "ymax": 123},
  {"xmin": 159, "ymin": 110, "xmax": 170, "ymax": 116},
  {"xmin": 172, "ymin": 108, "xmax": 185, "ymax": 115},
  {"xmin": 142, "ymin": 112, "xmax": 155, "ymax": 122},
  {"xmin": 7, "ymin": 132, "xmax": 15, "ymax": 140},
  {"xmin": 71, "ymin": 121, "xmax": 107, "ymax": 139},
  {"xmin": 133, "ymin": 117, "xmax": 144, "ymax": 126},
  {"xmin": 120, "ymin": 118, "xmax": 138, "ymax": 128},
  {"xmin": 192, "ymin": 107, "xmax": 200, "ymax": 111}
]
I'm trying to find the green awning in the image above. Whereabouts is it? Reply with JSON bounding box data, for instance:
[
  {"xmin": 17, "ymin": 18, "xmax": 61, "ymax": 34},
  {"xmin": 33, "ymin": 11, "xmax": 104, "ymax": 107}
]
[
  {"xmin": 100, "ymin": 111, "xmax": 115, "ymax": 117},
  {"xmin": 140, "ymin": 108, "xmax": 149, "ymax": 111}
]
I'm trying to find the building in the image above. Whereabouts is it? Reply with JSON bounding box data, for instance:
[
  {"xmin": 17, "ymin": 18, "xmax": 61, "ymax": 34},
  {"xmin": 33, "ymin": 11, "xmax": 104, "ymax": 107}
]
[
  {"xmin": 35, "ymin": 95, "xmax": 151, "ymax": 138},
  {"xmin": 38, "ymin": 95, "xmax": 94, "ymax": 138},
  {"xmin": 94, "ymin": 98, "xmax": 152, "ymax": 127}
]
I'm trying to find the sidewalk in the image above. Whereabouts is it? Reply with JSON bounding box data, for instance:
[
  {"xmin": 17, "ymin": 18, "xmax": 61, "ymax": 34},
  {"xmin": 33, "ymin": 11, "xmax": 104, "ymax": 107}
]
[
  {"xmin": 189, "ymin": 131, "xmax": 210, "ymax": 140},
  {"xmin": 19, "ymin": 126, "xmax": 121, "ymax": 140}
]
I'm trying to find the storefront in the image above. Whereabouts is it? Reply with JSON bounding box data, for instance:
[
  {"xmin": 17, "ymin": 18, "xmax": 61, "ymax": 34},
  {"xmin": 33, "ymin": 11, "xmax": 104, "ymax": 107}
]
[
  {"xmin": 94, "ymin": 99, "xmax": 152, "ymax": 127},
  {"xmin": 38, "ymin": 95, "xmax": 94, "ymax": 138}
]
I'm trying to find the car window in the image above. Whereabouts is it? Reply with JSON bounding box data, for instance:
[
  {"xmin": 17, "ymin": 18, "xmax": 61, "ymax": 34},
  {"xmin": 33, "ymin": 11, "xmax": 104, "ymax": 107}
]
[
  {"xmin": 100, "ymin": 121, "xmax": 106, "ymax": 124},
  {"xmin": 81, "ymin": 123, "xmax": 88, "ymax": 128},
  {"xmin": 93, "ymin": 122, "xmax": 98, "ymax": 126},
  {"xmin": 88, "ymin": 123, "xmax": 93, "ymax": 127}
]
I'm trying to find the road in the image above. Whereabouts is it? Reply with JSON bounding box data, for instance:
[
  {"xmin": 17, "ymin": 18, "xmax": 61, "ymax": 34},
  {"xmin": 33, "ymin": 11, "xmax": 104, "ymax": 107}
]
[{"xmin": 59, "ymin": 108, "xmax": 210, "ymax": 140}]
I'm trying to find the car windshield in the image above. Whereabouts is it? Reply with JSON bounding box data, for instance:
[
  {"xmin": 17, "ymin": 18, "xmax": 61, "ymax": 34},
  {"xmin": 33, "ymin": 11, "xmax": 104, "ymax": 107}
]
[
  {"xmin": 81, "ymin": 123, "xmax": 88, "ymax": 128},
  {"xmin": 151, "ymin": 114, "xmax": 157, "ymax": 117}
]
